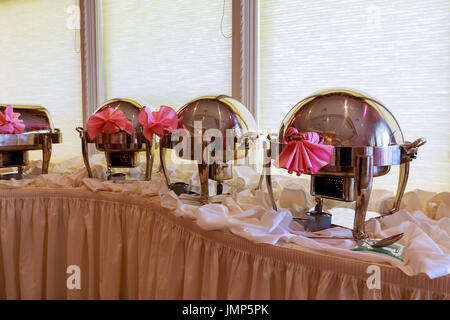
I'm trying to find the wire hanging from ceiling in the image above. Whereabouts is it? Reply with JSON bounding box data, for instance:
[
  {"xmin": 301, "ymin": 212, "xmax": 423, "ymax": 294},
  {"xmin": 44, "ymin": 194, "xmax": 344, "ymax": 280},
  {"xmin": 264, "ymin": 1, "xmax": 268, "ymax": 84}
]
[{"xmin": 220, "ymin": 0, "xmax": 232, "ymax": 39}]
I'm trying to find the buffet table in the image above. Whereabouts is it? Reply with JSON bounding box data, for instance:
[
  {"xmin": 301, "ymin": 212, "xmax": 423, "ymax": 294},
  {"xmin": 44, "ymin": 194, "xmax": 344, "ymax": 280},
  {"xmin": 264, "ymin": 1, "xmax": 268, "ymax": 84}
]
[{"xmin": 0, "ymin": 185, "xmax": 448, "ymax": 300}]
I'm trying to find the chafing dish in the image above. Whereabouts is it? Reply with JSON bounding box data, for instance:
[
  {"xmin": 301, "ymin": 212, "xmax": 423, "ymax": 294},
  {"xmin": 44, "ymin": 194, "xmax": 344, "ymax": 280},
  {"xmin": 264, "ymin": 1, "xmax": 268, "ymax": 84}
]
[
  {"xmin": 0, "ymin": 104, "xmax": 62, "ymax": 179},
  {"xmin": 265, "ymin": 89, "xmax": 426, "ymax": 239},
  {"xmin": 160, "ymin": 95, "xmax": 258, "ymax": 202},
  {"xmin": 76, "ymin": 98, "xmax": 154, "ymax": 181}
]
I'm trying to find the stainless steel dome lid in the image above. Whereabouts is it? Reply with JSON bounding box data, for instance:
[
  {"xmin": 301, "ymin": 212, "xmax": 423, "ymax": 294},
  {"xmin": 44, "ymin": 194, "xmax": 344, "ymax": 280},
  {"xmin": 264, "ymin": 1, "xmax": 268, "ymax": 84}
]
[
  {"xmin": 90, "ymin": 98, "xmax": 146, "ymax": 152},
  {"xmin": 0, "ymin": 104, "xmax": 62, "ymax": 151},
  {"xmin": 164, "ymin": 95, "xmax": 258, "ymax": 161},
  {"xmin": 93, "ymin": 98, "xmax": 144, "ymax": 131},
  {"xmin": 177, "ymin": 95, "xmax": 257, "ymax": 140},
  {"xmin": 0, "ymin": 104, "xmax": 55, "ymax": 132},
  {"xmin": 270, "ymin": 89, "xmax": 417, "ymax": 176},
  {"xmin": 279, "ymin": 89, "xmax": 404, "ymax": 148}
]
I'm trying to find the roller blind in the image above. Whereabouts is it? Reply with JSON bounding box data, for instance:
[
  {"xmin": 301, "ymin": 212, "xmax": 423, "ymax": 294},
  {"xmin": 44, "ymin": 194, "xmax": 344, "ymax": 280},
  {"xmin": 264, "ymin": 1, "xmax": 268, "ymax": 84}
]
[
  {"xmin": 102, "ymin": 0, "xmax": 232, "ymax": 109},
  {"xmin": 260, "ymin": 0, "xmax": 450, "ymax": 192},
  {"xmin": 0, "ymin": 0, "xmax": 83, "ymax": 162}
]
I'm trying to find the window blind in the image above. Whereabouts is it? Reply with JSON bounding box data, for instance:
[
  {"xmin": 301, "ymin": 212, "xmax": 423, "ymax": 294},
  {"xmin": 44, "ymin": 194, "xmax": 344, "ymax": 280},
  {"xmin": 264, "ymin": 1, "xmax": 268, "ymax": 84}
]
[
  {"xmin": 260, "ymin": 0, "xmax": 450, "ymax": 192},
  {"xmin": 0, "ymin": 0, "xmax": 83, "ymax": 162},
  {"xmin": 102, "ymin": 0, "xmax": 232, "ymax": 109}
]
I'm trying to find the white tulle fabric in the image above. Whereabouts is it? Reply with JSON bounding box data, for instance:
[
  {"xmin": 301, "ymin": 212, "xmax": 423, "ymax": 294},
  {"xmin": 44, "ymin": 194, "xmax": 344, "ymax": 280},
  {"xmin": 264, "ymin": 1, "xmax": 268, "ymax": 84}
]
[{"xmin": 0, "ymin": 156, "xmax": 448, "ymax": 299}]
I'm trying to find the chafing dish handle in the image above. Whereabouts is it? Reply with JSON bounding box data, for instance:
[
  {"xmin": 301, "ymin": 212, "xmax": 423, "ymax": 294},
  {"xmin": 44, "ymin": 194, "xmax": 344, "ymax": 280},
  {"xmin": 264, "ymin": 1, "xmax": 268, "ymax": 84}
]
[
  {"xmin": 145, "ymin": 138, "xmax": 153, "ymax": 181},
  {"xmin": 353, "ymin": 155, "xmax": 373, "ymax": 240},
  {"xmin": 198, "ymin": 163, "xmax": 210, "ymax": 203},
  {"xmin": 41, "ymin": 134, "xmax": 52, "ymax": 174},
  {"xmin": 388, "ymin": 162, "xmax": 409, "ymax": 215},
  {"xmin": 76, "ymin": 127, "xmax": 93, "ymax": 178},
  {"xmin": 388, "ymin": 138, "xmax": 427, "ymax": 215},
  {"xmin": 264, "ymin": 137, "xmax": 278, "ymax": 211},
  {"xmin": 387, "ymin": 138, "xmax": 427, "ymax": 214},
  {"xmin": 159, "ymin": 137, "xmax": 171, "ymax": 188}
]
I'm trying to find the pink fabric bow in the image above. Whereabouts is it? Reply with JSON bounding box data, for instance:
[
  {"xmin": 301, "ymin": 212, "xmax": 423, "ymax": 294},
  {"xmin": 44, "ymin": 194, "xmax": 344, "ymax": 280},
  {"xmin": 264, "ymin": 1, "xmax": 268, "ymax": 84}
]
[
  {"xmin": 86, "ymin": 106, "xmax": 133, "ymax": 140},
  {"xmin": 139, "ymin": 105, "xmax": 179, "ymax": 141},
  {"xmin": 0, "ymin": 105, "xmax": 25, "ymax": 134},
  {"xmin": 274, "ymin": 128, "xmax": 334, "ymax": 175}
]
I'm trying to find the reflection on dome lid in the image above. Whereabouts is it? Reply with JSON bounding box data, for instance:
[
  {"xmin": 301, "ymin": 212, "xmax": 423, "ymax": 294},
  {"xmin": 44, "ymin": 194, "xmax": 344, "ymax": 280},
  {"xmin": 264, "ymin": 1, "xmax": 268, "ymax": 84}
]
[
  {"xmin": 177, "ymin": 95, "xmax": 257, "ymax": 139},
  {"xmin": 94, "ymin": 98, "xmax": 144, "ymax": 130},
  {"xmin": 0, "ymin": 104, "xmax": 54, "ymax": 133},
  {"xmin": 280, "ymin": 89, "xmax": 404, "ymax": 147}
]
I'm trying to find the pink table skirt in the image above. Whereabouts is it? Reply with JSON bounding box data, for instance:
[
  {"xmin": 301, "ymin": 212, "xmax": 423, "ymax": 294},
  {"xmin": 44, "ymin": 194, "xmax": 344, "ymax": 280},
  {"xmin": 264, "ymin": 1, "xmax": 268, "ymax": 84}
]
[{"xmin": 0, "ymin": 188, "xmax": 448, "ymax": 299}]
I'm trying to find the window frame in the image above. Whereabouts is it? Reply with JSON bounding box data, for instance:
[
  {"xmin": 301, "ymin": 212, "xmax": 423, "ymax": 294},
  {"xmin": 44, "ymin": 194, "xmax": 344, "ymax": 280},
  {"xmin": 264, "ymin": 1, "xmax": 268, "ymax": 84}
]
[
  {"xmin": 79, "ymin": 0, "xmax": 106, "ymax": 126},
  {"xmin": 232, "ymin": 0, "xmax": 259, "ymax": 121}
]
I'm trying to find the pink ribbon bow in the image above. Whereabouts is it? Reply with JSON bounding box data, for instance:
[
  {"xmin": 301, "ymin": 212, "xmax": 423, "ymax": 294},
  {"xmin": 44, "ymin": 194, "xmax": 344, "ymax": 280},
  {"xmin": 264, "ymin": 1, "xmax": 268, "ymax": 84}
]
[
  {"xmin": 86, "ymin": 106, "xmax": 133, "ymax": 140},
  {"xmin": 274, "ymin": 128, "xmax": 334, "ymax": 175},
  {"xmin": 139, "ymin": 105, "xmax": 179, "ymax": 141},
  {"xmin": 0, "ymin": 105, "xmax": 25, "ymax": 134}
]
